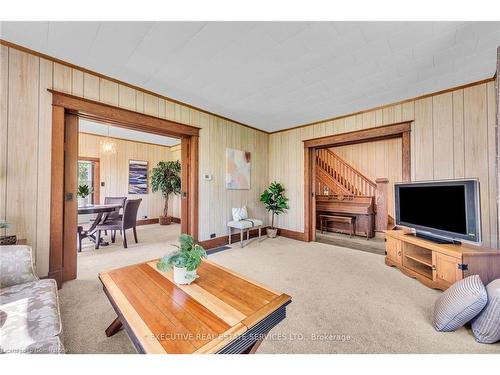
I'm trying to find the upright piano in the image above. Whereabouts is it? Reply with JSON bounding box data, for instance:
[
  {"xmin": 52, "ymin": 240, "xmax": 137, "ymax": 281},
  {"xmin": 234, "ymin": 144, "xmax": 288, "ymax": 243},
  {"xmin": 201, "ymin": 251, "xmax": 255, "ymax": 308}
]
[{"xmin": 315, "ymin": 194, "xmax": 375, "ymax": 238}]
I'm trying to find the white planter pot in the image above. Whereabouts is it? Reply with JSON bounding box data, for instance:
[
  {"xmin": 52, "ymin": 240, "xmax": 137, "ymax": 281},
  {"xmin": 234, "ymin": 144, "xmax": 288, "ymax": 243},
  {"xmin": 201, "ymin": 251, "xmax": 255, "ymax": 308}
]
[
  {"xmin": 78, "ymin": 196, "xmax": 89, "ymax": 207},
  {"xmin": 173, "ymin": 266, "xmax": 198, "ymax": 285}
]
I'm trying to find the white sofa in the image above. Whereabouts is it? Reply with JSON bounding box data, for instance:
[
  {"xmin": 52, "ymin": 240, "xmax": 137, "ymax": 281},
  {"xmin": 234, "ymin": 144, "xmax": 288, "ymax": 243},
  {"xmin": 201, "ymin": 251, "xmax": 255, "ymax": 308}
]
[{"xmin": 0, "ymin": 245, "xmax": 64, "ymax": 354}]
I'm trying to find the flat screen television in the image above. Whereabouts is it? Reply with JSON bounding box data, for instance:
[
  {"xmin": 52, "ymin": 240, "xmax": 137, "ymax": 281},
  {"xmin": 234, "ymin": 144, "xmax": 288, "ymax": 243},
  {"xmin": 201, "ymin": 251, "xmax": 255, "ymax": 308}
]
[{"xmin": 394, "ymin": 179, "xmax": 481, "ymax": 244}]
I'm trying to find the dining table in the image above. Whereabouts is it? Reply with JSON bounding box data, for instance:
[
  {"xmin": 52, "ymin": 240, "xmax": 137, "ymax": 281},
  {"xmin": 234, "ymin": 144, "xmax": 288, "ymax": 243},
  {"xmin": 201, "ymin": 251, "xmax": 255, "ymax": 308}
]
[{"xmin": 78, "ymin": 204, "xmax": 122, "ymax": 248}]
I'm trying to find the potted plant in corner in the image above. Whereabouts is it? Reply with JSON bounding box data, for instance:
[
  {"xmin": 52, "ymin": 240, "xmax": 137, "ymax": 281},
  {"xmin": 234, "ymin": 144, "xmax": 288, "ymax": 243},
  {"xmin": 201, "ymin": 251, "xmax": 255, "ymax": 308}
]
[
  {"xmin": 151, "ymin": 160, "xmax": 181, "ymax": 225},
  {"xmin": 77, "ymin": 184, "xmax": 92, "ymax": 207},
  {"xmin": 0, "ymin": 221, "xmax": 16, "ymax": 245},
  {"xmin": 260, "ymin": 181, "xmax": 289, "ymax": 238},
  {"xmin": 156, "ymin": 234, "xmax": 207, "ymax": 285}
]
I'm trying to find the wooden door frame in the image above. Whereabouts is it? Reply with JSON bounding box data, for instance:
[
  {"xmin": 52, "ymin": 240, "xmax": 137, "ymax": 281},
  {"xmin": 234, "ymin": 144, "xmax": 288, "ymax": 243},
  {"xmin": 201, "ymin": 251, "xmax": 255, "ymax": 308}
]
[
  {"xmin": 303, "ymin": 122, "xmax": 412, "ymax": 242},
  {"xmin": 48, "ymin": 91, "xmax": 200, "ymax": 286}
]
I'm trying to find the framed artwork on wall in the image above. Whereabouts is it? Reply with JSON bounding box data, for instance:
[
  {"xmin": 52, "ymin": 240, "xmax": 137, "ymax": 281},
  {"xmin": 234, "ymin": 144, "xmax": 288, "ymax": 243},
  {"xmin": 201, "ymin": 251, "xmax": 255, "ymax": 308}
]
[
  {"xmin": 128, "ymin": 159, "xmax": 148, "ymax": 194},
  {"xmin": 225, "ymin": 148, "xmax": 251, "ymax": 190}
]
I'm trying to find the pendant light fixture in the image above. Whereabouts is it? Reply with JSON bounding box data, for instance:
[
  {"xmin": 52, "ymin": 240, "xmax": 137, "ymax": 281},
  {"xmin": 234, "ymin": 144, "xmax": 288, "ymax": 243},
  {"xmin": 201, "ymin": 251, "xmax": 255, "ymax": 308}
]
[{"xmin": 100, "ymin": 125, "xmax": 117, "ymax": 154}]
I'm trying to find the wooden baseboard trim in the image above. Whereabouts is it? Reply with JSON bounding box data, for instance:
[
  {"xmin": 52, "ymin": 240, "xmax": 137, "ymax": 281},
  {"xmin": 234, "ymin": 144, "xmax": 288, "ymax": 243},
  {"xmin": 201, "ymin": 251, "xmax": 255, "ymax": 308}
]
[
  {"xmin": 136, "ymin": 217, "xmax": 181, "ymax": 226},
  {"xmin": 277, "ymin": 228, "xmax": 308, "ymax": 241},
  {"xmin": 198, "ymin": 226, "xmax": 308, "ymax": 249},
  {"xmin": 137, "ymin": 218, "xmax": 159, "ymax": 226},
  {"xmin": 199, "ymin": 227, "xmax": 269, "ymax": 250}
]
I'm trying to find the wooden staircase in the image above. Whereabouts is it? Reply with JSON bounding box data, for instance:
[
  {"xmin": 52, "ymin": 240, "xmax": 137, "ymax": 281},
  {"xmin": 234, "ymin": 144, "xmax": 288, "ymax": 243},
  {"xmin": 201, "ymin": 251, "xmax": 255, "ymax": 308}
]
[
  {"xmin": 316, "ymin": 148, "xmax": 377, "ymax": 197},
  {"xmin": 315, "ymin": 148, "xmax": 391, "ymax": 232}
]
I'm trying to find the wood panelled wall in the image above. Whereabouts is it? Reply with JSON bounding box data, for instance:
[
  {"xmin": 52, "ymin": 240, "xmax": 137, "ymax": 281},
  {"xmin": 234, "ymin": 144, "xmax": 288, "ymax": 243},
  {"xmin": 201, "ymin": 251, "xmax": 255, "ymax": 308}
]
[
  {"xmin": 79, "ymin": 133, "xmax": 174, "ymax": 220},
  {"xmin": 0, "ymin": 45, "xmax": 269, "ymax": 277},
  {"xmin": 331, "ymin": 138, "xmax": 403, "ymax": 217},
  {"xmin": 269, "ymin": 80, "xmax": 498, "ymax": 248}
]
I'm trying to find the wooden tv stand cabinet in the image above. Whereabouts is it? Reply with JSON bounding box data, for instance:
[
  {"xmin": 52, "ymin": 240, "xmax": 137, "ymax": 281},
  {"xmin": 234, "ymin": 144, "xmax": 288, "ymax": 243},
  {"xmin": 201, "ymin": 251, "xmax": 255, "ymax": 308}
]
[{"xmin": 385, "ymin": 230, "xmax": 500, "ymax": 291}]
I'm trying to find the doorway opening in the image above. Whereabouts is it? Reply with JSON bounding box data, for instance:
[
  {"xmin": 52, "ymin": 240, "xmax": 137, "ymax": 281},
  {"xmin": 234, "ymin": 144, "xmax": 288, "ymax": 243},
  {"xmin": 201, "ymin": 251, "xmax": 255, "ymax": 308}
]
[
  {"xmin": 303, "ymin": 123, "xmax": 411, "ymax": 255},
  {"xmin": 76, "ymin": 118, "xmax": 182, "ymax": 262},
  {"xmin": 49, "ymin": 91, "xmax": 199, "ymax": 286}
]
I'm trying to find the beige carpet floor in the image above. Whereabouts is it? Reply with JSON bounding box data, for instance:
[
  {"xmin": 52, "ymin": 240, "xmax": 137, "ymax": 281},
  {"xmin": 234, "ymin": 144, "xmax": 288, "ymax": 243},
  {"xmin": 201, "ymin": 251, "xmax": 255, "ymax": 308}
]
[{"xmin": 59, "ymin": 224, "xmax": 500, "ymax": 354}]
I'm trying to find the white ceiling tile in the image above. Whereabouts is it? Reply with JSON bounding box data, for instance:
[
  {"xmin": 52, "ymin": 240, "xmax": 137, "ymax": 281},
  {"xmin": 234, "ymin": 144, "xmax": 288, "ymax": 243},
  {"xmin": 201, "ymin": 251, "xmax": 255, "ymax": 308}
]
[
  {"xmin": 85, "ymin": 22, "xmax": 154, "ymax": 74},
  {"xmin": 417, "ymin": 61, "xmax": 454, "ymax": 81},
  {"xmin": 260, "ymin": 22, "xmax": 311, "ymax": 43},
  {"xmin": 358, "ymin": 22, "xmax": 408, "ymax": 42},
  {"xmin": 1, "ymin": 21, "xmax": 49, "ymax": 51},
  {"xmin": 294, "ymin": 23, "xmax": 340, "ymax": 53},
  {"xmin": 352, "ymin": 39, "xmax": 391, "ymax": 61},
  {"xmin": 455, "ymin": 22, "xmax": 500, "ymax": 44},
  {"xmin": 412, "ymin": 32, "xmax": 457, "ymax": 59},
  {"xmin": 454, "ymin": 48, "xmax": 497, "ymax": 75},
  {"xmin": 151, "ymin": 22, "xmax": 256, "ymax": 82},
  {"xmin": 430, "ymin": 22, "xmax": 467, "ymax": 35},
  {"xmin": 47, "ymin": 22, "xmax": 101, "ymax": 64},
  {"xmin": 475, "ymin": 30, "xmax": 500, "ymax": 53},
  {"xmin": 433, "ymin": 39, "xmax": 478, "ymax": 66},
  {"xmin": 388, "ymin": 23, "xmax": 435, "ymax": 51},
  {"xmin": 120, "ymin": 22, "xmax": 205, "ymax": 85}
]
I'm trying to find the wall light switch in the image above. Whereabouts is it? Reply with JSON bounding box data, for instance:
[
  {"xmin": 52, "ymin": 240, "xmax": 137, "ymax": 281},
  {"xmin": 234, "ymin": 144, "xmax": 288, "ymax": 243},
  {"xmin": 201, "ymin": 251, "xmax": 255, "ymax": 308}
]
[{"xmin": 203, "ymin": 174, "xmax": 213, "ymax": 181}]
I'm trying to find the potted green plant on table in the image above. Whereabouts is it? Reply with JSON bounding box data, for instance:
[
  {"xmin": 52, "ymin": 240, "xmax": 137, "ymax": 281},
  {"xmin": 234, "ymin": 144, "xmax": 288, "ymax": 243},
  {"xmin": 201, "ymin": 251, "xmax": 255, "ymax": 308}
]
[
  {"xmin": 151, "ymin": 160, "xmax": 181, "ymax": 225},
  {"xmin": 157, "ymin": 234, "xmax": 207, "ymax": 285},
  {"xmin": 0, "ymin": 221, "xmax": 16, "ymax": 245},
  {"xmin": 260, "ymin": 181, "xmax": 289, "ymax": 238},
  {"xmin": 77, "ymin": 184, "xmax": 93, "ymax": 207}
]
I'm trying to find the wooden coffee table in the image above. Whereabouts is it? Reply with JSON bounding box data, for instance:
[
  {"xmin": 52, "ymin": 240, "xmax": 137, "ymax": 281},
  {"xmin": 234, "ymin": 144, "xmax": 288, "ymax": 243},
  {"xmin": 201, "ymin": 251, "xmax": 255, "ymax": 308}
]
[{"xmin": 99, "ymin": 259, "xmax": 291, "ymax": 354}]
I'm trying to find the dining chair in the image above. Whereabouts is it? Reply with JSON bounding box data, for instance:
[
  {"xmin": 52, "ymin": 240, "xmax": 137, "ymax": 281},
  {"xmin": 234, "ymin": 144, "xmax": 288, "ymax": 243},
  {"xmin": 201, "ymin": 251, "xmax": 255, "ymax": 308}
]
[
  {"xmin": 95, "ymin": 199, "xmax": 142, "ymax": 249},
  {"xmin": 102, "ymin": 197, "xmax": 127, "ymax": 235},
  {"xmin": 77, "ymin": 225, "xmax": 87, "ymax": 252}
]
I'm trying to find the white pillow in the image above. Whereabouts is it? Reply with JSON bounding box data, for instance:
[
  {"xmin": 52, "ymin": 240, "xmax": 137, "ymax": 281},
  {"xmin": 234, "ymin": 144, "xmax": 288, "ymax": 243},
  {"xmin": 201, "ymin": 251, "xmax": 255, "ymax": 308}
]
[{"xmin": 232, "ymin": 206, "xmax": 248, "ymax": 221}]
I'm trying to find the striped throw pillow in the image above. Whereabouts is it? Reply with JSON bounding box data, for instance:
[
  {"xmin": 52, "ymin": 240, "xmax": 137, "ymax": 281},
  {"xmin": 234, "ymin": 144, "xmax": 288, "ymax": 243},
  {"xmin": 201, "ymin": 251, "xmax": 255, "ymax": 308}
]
[
  {"xmin": 433, "ymin": 274, "xmax": 487, "ymax": 332},
  {"xmin": 472, "ymin": 279, "xmax": 500, "ymax": 343}
]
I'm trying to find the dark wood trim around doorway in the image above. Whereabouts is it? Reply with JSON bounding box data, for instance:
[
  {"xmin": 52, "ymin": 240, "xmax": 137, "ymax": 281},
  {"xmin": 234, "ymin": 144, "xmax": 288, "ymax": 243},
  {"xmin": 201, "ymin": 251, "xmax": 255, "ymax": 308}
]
[
  {"xmin": 303, "ymin": 122, "xmax": 412, "ymax": 242},
  {"xmin": 303, "ymin": 122, "xmax": 411, "ymax": 147},
  {"xmin": 49, "ymin": 90, "xmax": 200, "ymax": 287}
]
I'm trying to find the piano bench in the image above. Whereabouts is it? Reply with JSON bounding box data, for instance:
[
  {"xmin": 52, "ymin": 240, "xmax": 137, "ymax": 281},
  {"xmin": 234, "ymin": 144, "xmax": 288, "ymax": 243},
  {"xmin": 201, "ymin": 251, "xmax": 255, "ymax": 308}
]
[{"xmin": 320, "ymin": 215, "xmax": 357, "ymax": 237}]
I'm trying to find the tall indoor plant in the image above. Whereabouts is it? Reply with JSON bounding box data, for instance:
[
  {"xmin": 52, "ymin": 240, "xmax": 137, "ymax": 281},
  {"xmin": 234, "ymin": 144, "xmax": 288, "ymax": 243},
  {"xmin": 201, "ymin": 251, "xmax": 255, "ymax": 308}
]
[
  {"xmin": 151, "ymin": 160, "xmax": 181, "ymax": 225},
  {"xmin": 260, "ymin": 181, "xmax": 289, "ymax": 238}
]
